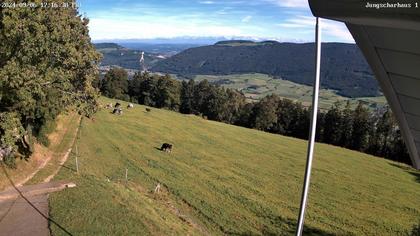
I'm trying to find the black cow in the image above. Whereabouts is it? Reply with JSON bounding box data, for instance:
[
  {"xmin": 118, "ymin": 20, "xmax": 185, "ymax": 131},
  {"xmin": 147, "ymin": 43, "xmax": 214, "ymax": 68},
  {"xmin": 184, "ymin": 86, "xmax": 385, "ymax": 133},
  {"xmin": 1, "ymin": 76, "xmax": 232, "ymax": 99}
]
[
  {"xmin": 160, "ymin": 143, "xmax": 173, "ymax": 153},
  {"xmin": 145, "ymin": 108, "xmax": 151, "ymax": 112},
  {"xmin": 112, "ymin": 108, "xmax": 123, "ymax": 115}
]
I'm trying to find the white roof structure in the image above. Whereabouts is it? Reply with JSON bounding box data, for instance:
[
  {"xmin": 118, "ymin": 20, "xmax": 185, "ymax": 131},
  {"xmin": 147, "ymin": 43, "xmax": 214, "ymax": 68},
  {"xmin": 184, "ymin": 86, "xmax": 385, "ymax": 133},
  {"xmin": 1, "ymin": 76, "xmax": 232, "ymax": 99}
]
[{"xmin": 309, "ymin": 0, "xmax": 420, "ymax": 169}]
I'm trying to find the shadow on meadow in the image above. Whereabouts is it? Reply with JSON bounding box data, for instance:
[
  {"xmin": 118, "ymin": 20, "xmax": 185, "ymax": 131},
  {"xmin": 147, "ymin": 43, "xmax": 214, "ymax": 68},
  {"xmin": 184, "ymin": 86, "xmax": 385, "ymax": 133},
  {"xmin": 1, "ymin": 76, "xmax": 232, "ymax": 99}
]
[
  {"xmin": 223, "ymin": 214, "xmax": 335, "ymax": 236},
  {"xmin": 388, "ymin": 163, "xmax": 420, "ymax": 184}
]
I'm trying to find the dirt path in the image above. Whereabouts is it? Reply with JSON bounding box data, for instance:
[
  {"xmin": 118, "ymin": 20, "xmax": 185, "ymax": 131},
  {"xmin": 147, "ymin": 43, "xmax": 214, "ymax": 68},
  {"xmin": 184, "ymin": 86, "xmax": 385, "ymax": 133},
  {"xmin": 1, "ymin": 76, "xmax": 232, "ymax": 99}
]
[
  {"xmin": 43, "ymin": 147, "xmax": 73, "ymax": 183},
  {"xmin": 1, "ymin": 114, "xmax": 81, "ymax": 190},
  {"xmin": 0, "ymin": 180, "xmax": 76, "ymax": 236},
  {"xmin": 0, "ymin": 114, "xmax": 81, "ymax": 236}
]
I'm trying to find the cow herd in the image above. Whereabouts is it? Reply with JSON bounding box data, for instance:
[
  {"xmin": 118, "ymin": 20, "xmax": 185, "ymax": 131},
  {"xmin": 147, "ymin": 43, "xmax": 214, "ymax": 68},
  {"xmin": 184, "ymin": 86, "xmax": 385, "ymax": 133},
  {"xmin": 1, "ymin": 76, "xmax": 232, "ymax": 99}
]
[{"xmin": 103, "ymin": 102, "xmax": 173, "ymax": 154}]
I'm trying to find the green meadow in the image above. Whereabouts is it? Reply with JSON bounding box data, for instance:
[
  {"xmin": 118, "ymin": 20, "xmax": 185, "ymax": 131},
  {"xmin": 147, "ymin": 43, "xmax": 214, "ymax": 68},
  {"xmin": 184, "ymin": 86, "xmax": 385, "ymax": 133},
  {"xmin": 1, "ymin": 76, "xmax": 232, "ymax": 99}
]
[
  {"xmin": 193, "ymin": 73, "xmax": 387, "ymax": 110},
  {"xmin": 48, "ymin": 97, "xmax": 420, "ymax": 235}
]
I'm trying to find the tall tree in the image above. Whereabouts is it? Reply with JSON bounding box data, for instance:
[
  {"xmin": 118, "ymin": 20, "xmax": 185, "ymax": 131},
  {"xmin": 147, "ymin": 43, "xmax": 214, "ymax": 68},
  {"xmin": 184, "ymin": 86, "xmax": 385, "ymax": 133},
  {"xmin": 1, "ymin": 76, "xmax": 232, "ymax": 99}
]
[
  {"xmin": 155, "ymin": 74, "xmax": 181, "ymax": 110},
  {"xmin": 192, "ymin": 80, "xmax": 212, "ymax": 115},
  {"xmin": 0, "ymin": 0, "xmax": 100, "ymax": 160},
  {"xmin": 100, "ymin": 68, "xmax": 129, "ymax": 101},
  {"xmin": 251, "ymin": 95, "xmax": 279, "ymax": 131},
  {"xmin": 351, "ymin": 102, "xmax": 371, "ymax": 151},
  {"xmin": 224, "ymin": 89, "xmax": 246, "ymax": 124},
  {"xmin": 180, "ymin": 80, "xmax": 195, "ymax": 114},
  {"xmin": 323, "ymin": 102, "xmax": 343, "ymax": 145},
  {"xmin": 377, "ymin": 107, "xmax": 396, "ymax": 156},
  {"xmin": 339, "ymin": 101, "xmax": 353, "ymax": 148}
]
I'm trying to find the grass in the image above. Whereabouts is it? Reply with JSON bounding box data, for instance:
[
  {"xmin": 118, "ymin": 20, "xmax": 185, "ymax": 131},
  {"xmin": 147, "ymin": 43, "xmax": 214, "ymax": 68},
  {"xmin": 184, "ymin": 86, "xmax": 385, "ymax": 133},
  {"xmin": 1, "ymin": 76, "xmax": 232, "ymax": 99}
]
[
  {"xmin": 49, "ymin": 97, "xmax": 420, "ymax": 235},
  {"xmin": 26, "ymin": 112, "xmax": 81, "ymax": 184},
  {"xmin": 193, "ymin": 73, "xmax": 387, "ymax": 110},
  {"xmin": 0, "ymin": 112, "xmax": 80, "ymax": 190}
]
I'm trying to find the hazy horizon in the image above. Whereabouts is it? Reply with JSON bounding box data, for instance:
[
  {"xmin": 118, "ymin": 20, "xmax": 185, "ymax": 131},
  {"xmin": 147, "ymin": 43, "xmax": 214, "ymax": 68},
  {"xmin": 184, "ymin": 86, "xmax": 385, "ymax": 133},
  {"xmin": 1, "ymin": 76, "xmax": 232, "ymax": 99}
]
[{"xmin": 77, "ymin": 0, "xmax": 355, "ymax": 43}]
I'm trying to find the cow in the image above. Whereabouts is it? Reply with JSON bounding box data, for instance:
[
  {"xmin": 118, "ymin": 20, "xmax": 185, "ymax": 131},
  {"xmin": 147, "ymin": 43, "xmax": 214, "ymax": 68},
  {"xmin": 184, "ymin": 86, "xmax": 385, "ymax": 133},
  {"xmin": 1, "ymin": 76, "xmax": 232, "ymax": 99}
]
[
  {"xmin": 112, "ymin": 108, "xmax": 123, "ymax": 115},
  {"xmin": 106, "ymin": 103, "xmax": 113, "ymax": 109},
  {"xmin": 145, "ymin": 108, "xmax": 151, "ymax": 112},
  {"xmin": 115, "ymin": 102, "xmax": 121, "ymax": 108},
  {"xmin": 127, "ymin": 103, "xmax": 134, "ymax": 109},
  {"xmin": 160, "ymin": 143, "xmax": 173, "ymax": 153}
]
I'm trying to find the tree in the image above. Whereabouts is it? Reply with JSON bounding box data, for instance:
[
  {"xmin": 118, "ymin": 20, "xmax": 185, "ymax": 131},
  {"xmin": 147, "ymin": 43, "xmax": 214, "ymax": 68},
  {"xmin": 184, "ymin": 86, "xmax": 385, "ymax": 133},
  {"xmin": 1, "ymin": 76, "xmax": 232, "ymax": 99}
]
[
  {"xmin": 180, "ymin": 80, "xmax": 195, "ymax": 114},
  {"xmin": 128, "ymin": 72, "xmax": 145, "ymax": 103},
  {"xmin": 155, "ymin": 74, "xmax": 181, "ymax": 110},
  {"xmin": 224, "ymin": 89, "xmax": 246, "ymax": 124},
  {"xmin": 192, "ymin": 80, "xmax": 212, "ymax": 115},
  {"xmin": 323, "ymin": 102, "xmax": 343, "ymax": 145},
  {"xmin": 375, "ymin": 107, "xmax": 395, "ymax": 156},
  {"xmin": 237, "ymin": 103, "xmax": 255, "ymax": 128},
  {"xmin": 339, "ymin": 101, "xmax": 353, "ymax": 148},
  {"xmin": 0, "ymin": 1, "xmax": 100, "ymax": 160},
  {"xmin": 100, "ymin": 68, "xmax": 129, "ymax": 101},
  {"xmin": 351, "ymin": 102, "xmax": 371, "ymax": 151},
  {"xmin": 251, "ymin": 95, "xmax": 279, "ymax": 131}
]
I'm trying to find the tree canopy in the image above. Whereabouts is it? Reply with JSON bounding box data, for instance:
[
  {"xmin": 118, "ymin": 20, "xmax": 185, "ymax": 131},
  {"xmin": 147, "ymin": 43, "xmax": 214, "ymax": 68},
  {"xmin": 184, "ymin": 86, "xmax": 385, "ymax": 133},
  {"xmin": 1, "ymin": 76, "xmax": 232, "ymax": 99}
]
[{"xmin": 0, "ymin": 1, "xmax": 100, "ymax": 163}]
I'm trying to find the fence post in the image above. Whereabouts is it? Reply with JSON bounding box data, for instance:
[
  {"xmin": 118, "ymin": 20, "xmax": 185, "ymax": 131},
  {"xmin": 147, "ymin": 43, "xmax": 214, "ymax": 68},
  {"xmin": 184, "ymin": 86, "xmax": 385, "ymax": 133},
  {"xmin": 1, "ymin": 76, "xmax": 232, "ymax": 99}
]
[
  {"xmin": 125, "ymin": 168, "xmax": 128, "ymax": 182},
  {"xmin": 75, "ymin": 143, "xmax": 79, "ymax": 173}
]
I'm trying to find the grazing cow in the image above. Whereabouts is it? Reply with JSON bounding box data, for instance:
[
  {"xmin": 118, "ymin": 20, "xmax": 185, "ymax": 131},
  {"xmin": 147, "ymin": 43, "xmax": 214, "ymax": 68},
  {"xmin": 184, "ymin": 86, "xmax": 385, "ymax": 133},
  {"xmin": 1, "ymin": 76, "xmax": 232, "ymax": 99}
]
[
  {"xmin": 127, "ymin": 103, "xmax": 134, "ymax": 109},
  {"xmin": 145, "ymin": 108, "xmax": 151, "ymax": 112},
  {"xmin": 112, "ymin": 108, "xmax": 123, "ymax": 115},
  {"xmin": 160, "ymin": 143, "xmax": 173, "ymax": 153}
]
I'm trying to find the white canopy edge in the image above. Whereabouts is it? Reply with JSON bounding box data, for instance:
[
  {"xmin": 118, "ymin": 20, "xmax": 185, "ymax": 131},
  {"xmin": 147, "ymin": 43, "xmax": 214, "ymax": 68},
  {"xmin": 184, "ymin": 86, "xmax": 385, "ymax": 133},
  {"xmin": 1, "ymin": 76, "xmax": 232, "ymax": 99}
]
[{"xmin": 309, "ymin": 0, "xmax": 420, "ymax": 169}]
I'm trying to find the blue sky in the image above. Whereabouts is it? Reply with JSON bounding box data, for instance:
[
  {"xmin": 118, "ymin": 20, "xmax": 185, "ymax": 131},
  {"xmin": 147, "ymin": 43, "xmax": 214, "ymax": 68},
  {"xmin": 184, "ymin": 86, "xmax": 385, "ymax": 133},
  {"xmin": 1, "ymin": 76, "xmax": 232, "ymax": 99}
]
[{"xmin": 77, "ymin": 0, "xmax": 354, "ymax": 43}]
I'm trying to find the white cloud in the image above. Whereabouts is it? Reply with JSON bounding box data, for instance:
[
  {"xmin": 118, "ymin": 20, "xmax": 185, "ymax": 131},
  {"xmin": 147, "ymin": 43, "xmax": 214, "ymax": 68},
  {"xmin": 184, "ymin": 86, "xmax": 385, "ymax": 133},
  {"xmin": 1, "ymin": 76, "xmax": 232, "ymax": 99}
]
[
  {"xmin": 265, "ymin": 0, "xmax": 308, "ymax": 8},
  {"xmin": 88, "ymin": 18, "xmax": 244, "ymax": 40},
  {"xmin": 241, "ymin": 15, "xmax": 252, "ymax": 22},
  {"xmin": 199, "ymin": 1, "xmax": 215, "ymax": 4},
  {"xmin": 277, "ymin": 16, "xmax": 354, "ymax": 42}
]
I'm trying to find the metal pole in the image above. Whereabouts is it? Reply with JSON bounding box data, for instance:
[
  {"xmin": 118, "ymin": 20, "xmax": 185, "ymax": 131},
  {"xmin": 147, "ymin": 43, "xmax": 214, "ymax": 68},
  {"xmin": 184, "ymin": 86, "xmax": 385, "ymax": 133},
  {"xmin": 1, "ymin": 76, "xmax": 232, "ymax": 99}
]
[{"xmin": 296, "ymin": 17, "xmax": 322, "ymax": 236}]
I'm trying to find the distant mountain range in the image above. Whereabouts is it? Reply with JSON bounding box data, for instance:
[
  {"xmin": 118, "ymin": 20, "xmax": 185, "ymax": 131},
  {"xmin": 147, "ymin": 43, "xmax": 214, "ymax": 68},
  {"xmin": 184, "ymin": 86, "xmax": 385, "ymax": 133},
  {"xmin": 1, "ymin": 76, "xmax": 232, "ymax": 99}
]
[
  {"xmin": 151, "ymin": 40, "xmax": 379, "ymax": 97},
  {"xmin": 93, "ymin": 36, "xmax": 298, "ymax": 45}
]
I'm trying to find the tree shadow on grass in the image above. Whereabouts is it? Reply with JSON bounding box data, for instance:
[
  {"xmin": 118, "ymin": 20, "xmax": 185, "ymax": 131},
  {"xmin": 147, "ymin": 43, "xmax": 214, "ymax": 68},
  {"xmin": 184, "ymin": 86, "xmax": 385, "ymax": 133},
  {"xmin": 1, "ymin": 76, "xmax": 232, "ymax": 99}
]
[
  {"xmin": 388, "ymin": 163, "xmax": 420, "ymax": 184},
  {"xmin": 61, "ymin": 164, "xmax": 77, "ymax": 173},
  {"xmin": 225, "ymin": 215, "xmax": 335, "ymax": 236}
]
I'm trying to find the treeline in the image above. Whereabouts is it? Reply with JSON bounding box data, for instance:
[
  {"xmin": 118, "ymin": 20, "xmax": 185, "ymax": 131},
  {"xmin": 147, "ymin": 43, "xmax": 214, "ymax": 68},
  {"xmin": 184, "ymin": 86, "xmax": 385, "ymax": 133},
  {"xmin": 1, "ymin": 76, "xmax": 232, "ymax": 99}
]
[{"xmin": 97, "ymin": 68, "xmax": 411, "ymax": 165}]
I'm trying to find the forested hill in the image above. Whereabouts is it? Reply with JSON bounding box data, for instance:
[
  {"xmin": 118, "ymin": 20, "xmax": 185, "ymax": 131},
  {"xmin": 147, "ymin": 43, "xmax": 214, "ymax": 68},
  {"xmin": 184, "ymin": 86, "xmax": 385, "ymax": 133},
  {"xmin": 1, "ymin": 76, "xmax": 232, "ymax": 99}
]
[
  {"xmin": 151, "ymin": 41, "xmax": 379, "ymax": 98},
  {"xmin": 94, "ymin": 43, "xmax": 165, "ymax": 70}
]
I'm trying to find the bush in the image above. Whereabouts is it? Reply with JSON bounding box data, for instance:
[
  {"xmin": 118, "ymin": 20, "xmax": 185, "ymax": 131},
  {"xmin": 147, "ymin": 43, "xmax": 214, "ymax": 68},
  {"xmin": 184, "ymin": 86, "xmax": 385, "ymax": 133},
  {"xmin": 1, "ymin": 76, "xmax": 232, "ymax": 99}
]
[
  {"xmin": 36, "ymin": 119, "xmax": 57, "ymax": 147},
  {"xmin": 411, "ymin": 222, "xmax": 420, "ymax": 236},
  {"xmin": 3, "ymin": 153, "xmax": 16, "ymax": 169}
]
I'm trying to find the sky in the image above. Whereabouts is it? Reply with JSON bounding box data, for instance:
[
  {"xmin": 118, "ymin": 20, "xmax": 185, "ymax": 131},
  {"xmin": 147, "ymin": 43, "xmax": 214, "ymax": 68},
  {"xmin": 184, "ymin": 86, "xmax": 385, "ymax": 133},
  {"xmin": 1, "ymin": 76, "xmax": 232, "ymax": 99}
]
[{"xmin": 77, "ymin": 0, "xmax": 354, "ymax": 43}]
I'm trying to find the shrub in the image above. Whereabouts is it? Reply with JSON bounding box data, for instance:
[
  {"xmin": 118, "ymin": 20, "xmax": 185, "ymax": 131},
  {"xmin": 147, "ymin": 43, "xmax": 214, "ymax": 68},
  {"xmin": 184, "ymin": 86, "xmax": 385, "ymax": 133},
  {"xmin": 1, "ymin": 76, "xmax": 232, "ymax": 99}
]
[
  {"xmin": 411, "ymin": 222, "xmax": 420, "ymax": 236},
  {"xmin": 36, "ymin": 119, "xmax": 57, "ymax": 147}
]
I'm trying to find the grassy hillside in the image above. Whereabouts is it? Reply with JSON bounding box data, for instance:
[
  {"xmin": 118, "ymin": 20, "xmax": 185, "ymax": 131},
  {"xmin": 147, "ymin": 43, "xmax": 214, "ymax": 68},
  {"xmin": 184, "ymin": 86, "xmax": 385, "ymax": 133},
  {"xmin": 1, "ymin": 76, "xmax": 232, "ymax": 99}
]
[
  {"xmin": 192, "ymin": 73, "xmax": 386, "ymax": 110},
  {"xmin": 49, "ymin": 97, "xmax": 420, "ymax": 235}
]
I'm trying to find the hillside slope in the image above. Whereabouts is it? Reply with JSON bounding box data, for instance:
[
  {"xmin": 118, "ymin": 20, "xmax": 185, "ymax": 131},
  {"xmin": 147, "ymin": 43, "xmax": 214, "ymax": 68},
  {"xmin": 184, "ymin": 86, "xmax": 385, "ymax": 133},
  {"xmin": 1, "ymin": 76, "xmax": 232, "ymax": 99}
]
[
  {"xmin": 95, "ymin": 43, "xmax": 165, "ymax": 70},
  {"xmin": 152, "ymin": 41, "xmax": 379, "ymax": 97},
  {"xmin": 49, "ymin": 98, "xmax": 420, "ymax": 235}
]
